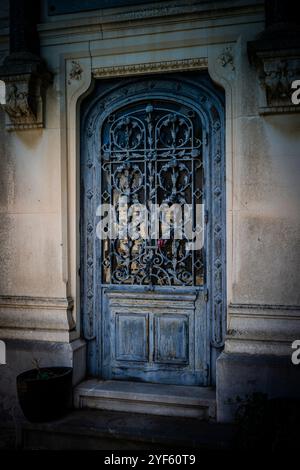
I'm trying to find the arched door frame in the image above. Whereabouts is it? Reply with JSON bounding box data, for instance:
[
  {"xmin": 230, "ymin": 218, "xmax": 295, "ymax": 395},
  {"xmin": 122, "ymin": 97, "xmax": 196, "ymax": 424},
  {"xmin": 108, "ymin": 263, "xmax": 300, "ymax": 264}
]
[{"xmin": 80, "ymin": 71, "xmax": 226, "ymax": 384}]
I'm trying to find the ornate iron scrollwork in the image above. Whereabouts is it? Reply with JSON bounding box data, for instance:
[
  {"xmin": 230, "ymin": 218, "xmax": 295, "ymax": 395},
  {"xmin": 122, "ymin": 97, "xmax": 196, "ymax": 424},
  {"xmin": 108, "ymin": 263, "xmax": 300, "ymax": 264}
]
[{"xmin": 100, "ymin": 102, "xmax": 204, "ymax": 287}]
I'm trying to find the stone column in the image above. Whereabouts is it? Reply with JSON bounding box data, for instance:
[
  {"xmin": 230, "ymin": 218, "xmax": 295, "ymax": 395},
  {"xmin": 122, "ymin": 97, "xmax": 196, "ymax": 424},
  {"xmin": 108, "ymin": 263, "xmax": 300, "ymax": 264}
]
[
  {"xmin": 248, "ymin": 0, "xmax": 300, "ymax": 113},
  {"xmin": 9, "ymin": 0, "xmax": 40, "ymax": 56},
  {"xmin": 0, "ymin": 0, "xmax": 51, "ymax": 130}
]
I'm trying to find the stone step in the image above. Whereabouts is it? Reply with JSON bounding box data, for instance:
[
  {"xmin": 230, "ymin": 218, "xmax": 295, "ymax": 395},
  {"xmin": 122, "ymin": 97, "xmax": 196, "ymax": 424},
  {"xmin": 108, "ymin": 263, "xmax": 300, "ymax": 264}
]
[
  {"xmin": 74, "ymin": 379, "xmax": 216, "ymax": 420},
  {"xmin": 20, "ymin": 409, "xmax": 235, "ymax": 450}
]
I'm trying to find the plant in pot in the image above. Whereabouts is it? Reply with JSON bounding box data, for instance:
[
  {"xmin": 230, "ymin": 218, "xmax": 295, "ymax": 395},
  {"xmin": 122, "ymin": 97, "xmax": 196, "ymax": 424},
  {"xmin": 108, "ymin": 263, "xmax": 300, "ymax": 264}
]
[{"xmin": 17, "ymin": 359, "xmax": 73, "ymax": 423}]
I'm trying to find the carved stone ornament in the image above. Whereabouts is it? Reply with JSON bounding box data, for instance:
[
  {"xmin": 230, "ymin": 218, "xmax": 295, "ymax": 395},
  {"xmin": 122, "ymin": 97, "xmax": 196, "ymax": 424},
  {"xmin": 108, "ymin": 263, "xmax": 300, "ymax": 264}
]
[
  {"xmin": 93, "ymin": 58, "xmax": 208, "ymax": 78},
  {"xmin": 248, "ymin": 0, "xmax": 300, "ymax": 114},
  {"xmin": 68, "ymin": 60, "xmax": 83, "ymax": 84},
  {"xmin": 217, "ymin": 47, "xmax": 235, "ymax": 71},
  {"xmin": 0, "ymin": 52, "xmax": 52, "ymax": 130},
  {"xmin": 255, "ymin": 54, "xmax": 300, "ymax": 111}
]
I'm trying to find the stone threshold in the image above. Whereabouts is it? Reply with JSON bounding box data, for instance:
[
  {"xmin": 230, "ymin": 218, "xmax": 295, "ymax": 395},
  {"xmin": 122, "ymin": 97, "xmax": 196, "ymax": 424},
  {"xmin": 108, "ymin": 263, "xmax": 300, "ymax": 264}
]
[
  {"xmin": 74, "ymin": 379, "xmax": 216, "ymax": 420},
  {"xmin": 20, "ymin": 409, "xmax": 235, "ymax": 450}
]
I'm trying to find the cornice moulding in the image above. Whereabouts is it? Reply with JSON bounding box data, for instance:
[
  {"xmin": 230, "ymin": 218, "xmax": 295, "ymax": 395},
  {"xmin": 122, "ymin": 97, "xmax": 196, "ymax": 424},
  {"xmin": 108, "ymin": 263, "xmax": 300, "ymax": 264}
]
[
  {"xmin": 0, "ymin": 295, "xmax": 74, "ymax": 310},
  {"xmin": 38, "ymin": 1, "xmax": 264, "ymax": 37},
  {"xmin": 228, "ymin": 303, "xmax": 300, "ymax": 320},
  {"xmin": 0, "ymin": 296, "xmax": 76, "ymax": 340},
  {"xmin": 92, "ymin": 58, "xmax": 208, "ymax": 78}
]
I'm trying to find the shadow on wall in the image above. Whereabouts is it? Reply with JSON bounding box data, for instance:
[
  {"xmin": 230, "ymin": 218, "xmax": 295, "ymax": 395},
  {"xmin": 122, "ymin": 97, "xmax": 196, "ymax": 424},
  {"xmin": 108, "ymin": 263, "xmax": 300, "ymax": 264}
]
[{"xmin": 0, "ymin": 80, "xmax": 5, "ymax": 104}]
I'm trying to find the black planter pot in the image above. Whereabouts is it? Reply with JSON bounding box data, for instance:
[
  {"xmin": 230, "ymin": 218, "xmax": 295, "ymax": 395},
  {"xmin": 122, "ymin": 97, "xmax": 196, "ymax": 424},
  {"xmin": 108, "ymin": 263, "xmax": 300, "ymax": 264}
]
[{"xmin": 17, "ymin": 367, "xmax": 73, "ymax": 423}]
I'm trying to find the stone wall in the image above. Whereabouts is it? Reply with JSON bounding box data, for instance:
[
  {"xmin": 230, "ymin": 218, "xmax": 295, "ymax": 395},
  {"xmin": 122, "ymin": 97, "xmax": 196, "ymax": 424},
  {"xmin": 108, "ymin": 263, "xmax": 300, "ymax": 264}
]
[{"xmin": 0, "ymin": 0, "xmax": 299, "ymax": 424}]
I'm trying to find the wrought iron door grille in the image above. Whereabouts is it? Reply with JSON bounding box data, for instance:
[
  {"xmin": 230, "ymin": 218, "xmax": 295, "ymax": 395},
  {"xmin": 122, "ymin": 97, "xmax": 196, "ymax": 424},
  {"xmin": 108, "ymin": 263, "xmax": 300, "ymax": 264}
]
[{"xmin": 100, "ymin": 100, "xmax": 205, "ymax": 286}]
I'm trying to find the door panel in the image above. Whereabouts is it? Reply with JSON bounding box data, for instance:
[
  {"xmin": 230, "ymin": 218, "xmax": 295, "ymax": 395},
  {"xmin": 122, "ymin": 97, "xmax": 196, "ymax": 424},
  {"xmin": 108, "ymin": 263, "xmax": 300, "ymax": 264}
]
[
  {"xmin": 115, "ymin": 312, "xmax": 149, "ymax": 362},
  {"xmin": 102, "ymin": 291, "xmax": 207, "ymax": 385},
  {"xmin": 81, "ymin": 73, "xmax": 225, "ymax": 386},
  {"xmin": 154, "ymin": 314, "xmax": 188, "ymax": 364}
]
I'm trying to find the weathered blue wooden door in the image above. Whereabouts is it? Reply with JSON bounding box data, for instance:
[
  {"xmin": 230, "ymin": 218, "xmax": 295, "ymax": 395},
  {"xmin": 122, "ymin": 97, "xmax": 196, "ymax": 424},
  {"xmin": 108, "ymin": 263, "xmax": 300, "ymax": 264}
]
[{"xmin": 81, "ymin": 73, "xmax": 225, "ymax": 386}]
